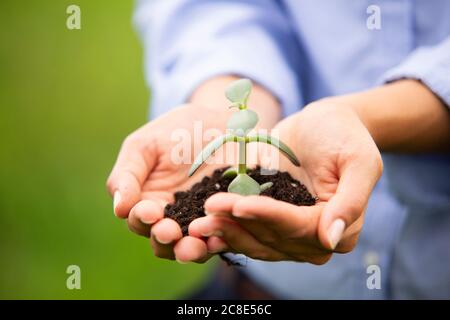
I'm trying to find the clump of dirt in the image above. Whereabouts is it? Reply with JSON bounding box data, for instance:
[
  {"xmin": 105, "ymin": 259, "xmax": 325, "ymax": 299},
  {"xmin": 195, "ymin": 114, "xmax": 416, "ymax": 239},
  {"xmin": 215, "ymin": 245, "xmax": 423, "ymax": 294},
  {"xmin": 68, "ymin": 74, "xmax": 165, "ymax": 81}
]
[{"xmin": 164, "ymin": 166, "xmax": 316, "ymax": 236}]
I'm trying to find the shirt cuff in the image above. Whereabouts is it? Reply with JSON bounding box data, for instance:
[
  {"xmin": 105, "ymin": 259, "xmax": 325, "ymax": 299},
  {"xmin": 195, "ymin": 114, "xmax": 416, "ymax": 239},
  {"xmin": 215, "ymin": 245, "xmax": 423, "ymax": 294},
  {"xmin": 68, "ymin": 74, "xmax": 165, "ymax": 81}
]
[{"xmin": 379, "ymin": 37, "xmax": 450, "ymax": 107}]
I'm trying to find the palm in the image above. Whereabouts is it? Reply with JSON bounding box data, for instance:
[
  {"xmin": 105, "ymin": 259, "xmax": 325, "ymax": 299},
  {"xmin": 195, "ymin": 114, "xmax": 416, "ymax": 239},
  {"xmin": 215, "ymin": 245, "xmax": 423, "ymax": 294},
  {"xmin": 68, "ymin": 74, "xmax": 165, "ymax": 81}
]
[
  {"xmin": 265, "ymin": 104, "xmax": 381, "ymax": 250},
  {"xmin": 260, "ymin": 115, "xmax": 329, "ymax": 201},
  {"xmin": 272, "ymin": 106, "xmax": 373, "ymax": 203},
  {"xmin": 135, "ymin": 104, "xmax": 233, "ymax": 204}
]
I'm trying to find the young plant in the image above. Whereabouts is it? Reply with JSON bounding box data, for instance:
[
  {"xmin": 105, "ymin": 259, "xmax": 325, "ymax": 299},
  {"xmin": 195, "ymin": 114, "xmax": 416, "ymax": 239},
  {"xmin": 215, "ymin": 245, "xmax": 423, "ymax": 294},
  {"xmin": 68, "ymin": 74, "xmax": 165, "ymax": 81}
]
[{"xmin": 188, "ymin": 78, "xmax": 300, "ymax": 196}]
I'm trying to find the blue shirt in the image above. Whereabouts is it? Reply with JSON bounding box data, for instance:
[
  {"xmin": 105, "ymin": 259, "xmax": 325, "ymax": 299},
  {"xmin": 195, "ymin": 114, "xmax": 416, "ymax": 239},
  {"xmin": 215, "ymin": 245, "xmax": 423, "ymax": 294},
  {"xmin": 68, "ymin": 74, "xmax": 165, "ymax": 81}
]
[{"xmin": 134, "ymin": 0, "xmax": 450, "ymax": 299}]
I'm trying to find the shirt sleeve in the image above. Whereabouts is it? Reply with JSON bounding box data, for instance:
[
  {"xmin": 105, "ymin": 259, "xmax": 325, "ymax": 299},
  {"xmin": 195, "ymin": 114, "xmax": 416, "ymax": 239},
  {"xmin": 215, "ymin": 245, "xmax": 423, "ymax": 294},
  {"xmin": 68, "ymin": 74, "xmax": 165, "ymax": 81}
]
[
  {"xmin": 133, "ymin": 0, "xmax": 302, "ymax": 119},
  {"xmin": 380, "ymin": 36, "xmax": 450, "ymax": 108}
]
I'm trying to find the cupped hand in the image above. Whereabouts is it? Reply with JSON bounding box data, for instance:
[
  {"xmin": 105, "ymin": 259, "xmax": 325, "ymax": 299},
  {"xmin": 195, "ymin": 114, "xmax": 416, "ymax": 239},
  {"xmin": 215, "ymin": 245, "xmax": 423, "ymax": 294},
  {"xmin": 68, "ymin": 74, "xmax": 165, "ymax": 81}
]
[
  {"xmin": 107, "ymin": 76, "xmax": 282, "ymax": 264},
  {"xmin": 188, "ymin": 100, "xmax": 383, "ymax": 264},
  {"xmin": 107, "ymin": 104, "xmax": 234, "ymax": 263}
]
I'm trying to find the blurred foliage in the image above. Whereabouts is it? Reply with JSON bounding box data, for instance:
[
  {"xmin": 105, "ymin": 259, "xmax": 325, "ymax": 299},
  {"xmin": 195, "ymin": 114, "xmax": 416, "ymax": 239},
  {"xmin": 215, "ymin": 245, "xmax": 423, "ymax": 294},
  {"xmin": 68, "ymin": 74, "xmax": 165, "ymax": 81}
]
[{"xmin": 0, "ymin": 0, "xmax": 211, "ymax": 299}]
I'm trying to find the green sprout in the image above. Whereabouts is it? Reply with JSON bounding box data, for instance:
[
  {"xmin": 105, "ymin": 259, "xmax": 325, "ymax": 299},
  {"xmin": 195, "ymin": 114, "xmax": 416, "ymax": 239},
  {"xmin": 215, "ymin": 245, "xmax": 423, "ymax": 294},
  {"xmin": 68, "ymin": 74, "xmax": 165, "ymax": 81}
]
[{"xmin": 188, "ymin": 78, "xmax": 300, "ymax": 196}]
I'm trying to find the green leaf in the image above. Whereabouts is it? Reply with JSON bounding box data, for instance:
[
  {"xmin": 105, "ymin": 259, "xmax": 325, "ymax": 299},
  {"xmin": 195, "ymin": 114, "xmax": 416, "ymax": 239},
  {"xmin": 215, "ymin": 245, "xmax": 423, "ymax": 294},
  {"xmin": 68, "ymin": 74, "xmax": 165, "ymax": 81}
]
[
  {"xmin": 227, "ymin": 174, "xmax": 261, "ymax": 196},
  {"xmin": 226, "ymin": 109, "xmax": 259, "ymax": 137},
  {"xmin": 259, "ymin": 182, "xmax": 273, "ymax": 192},
  {"xmin": 188, "ymin": 134, "xmax": 236, "ymax": 176},
  {"xmin": 247, "ymin": 134, "xmax": 300, "ymax": 166},
  {"xmin": 225, "ymin": 78, "xmax": 252, "ymax": 106},
  {"xmin": 222, "ymin": 167, "xmax": 238, "ymax": 178}
]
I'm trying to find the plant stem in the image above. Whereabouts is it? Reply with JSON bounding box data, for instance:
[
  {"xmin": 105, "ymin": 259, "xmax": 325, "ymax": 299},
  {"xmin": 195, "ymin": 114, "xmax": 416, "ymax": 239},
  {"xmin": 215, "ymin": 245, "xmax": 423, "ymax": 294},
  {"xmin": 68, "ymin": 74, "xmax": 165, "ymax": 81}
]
[{"xmin": 238, "ymin": 140, "xmax": 246, "ymax": 174}]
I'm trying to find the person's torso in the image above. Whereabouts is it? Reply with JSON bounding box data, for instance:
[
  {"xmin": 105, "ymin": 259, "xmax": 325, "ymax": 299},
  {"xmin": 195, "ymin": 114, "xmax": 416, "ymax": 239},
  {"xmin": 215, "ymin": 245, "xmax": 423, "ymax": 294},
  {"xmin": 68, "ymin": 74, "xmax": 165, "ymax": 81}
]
[{"xmin": 244, "ymin": 0, "xmax": 450, "ymax": 299}]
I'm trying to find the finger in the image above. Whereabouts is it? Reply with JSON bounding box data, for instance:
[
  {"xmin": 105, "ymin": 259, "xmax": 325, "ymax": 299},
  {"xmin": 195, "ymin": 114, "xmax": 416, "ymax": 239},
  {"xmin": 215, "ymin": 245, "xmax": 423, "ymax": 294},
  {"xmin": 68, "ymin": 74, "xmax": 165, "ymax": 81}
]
[
  {"xmin": 206, "ymin": 236, "xmax": 230, "ymax": 254},
  {"xmin": 127, "ymin": 218, "xmax": 150, "ymax": 238},
  {"xmin": 205, "ymin": 194, "xmax": 320, "ymax": 237},
  {"xmin": 151, "ymin": 218, "xmax": 183, "ymax": 244},
  {"xmin": 204, "ymin": 192, "xmax": 243, "ymax": 215},
  {"xmin": 150, "ymin": 218, "xmax": 183, "ymax": 260},
  {"xmin": 189, "ymin": 216, "xmax": 288, "ymax": 261},
  {"xmin": 150, "ymin": 236, "xmax": 175, "ymax": 260},
  {"xmin": 173, "ymin": 236, "xmax": 210, "ymax": 264},
  {"xmin": 333, "ymin": 213, "xmax": 365, "ymax": 253},
  {"xmin": 106, "ymin": 135, "xmax": 157, "ymax": 218},
  {"xmin": 127, "ymin": 199, "xmax": 165, "ymax": 237},
  {"xmin": 318, "ymin": 158, "xmax": 381, "ymax": 250}
]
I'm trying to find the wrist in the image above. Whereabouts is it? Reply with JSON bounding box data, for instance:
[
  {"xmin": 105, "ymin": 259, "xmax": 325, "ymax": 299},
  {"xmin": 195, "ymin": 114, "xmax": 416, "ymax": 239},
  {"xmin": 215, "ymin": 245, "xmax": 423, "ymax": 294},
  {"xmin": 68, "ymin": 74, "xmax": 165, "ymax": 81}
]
[
  {"xmin": 316, "ymin": 80, "xmax": 450, "ymax": 152},
  {"xmin": 318, "ymin": 93, "xmax": 375, "ymax": 136}
]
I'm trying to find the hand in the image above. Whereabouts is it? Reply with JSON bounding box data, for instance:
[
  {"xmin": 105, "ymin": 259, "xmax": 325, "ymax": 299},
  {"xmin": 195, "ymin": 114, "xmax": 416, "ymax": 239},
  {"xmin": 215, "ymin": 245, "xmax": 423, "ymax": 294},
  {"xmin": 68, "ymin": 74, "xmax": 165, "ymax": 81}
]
[
  {"xmin": 107, "ymin": 104, "xmax": 233, "ymax": 263},
  {"xmin": 106, "ymin": 76, "xmax": 281, "ymax": 263},
  {"xmin": 188, "ymin": 100, "xmax": 383, "ymax": 264}
]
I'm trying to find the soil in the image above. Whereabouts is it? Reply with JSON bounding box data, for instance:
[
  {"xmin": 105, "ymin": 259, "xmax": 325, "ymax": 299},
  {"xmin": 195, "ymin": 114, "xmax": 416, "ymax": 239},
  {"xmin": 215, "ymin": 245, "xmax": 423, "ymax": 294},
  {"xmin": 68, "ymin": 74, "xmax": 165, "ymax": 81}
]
[{"xmin": 164, "ymin": 166, "xmax": 316, "ymax": 236}]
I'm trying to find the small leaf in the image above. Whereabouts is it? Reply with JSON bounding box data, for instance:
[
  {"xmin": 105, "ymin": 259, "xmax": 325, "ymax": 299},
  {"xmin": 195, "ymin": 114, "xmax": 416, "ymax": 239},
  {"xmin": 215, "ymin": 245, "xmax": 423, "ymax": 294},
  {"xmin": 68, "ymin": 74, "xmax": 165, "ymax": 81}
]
[
  {"xmin": 225, "ymin": 79, "xmax": 252, "ymax": 106},
  {"xmin": 188, "ymin": 134, "xmax": 235, "ymax": 176},
  {"xmin": 222, "ymin": 167, "xmax": 238, "ymax": 178},
  {"xmin": 247, "ymin": 134, "xmax": 300, "ymax": 166},
  {"xmin": 228, "ymin": 174, "xmax": 261, "ymax": 196},
  {"xmin": 259, "ymin": 182, "xmax": 273, "ymax": 192},
  {"xmin": 226, "ymin": 109, "xmax": 259, "ymax": 137}
]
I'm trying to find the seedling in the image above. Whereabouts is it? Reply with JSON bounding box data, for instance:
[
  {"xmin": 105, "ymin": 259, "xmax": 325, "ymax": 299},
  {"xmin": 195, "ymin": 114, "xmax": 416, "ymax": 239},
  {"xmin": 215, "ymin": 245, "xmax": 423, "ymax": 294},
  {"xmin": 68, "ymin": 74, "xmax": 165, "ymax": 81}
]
[{"xmin": 188, "ymin": 78, "xmax": 300, "ymax": 196}]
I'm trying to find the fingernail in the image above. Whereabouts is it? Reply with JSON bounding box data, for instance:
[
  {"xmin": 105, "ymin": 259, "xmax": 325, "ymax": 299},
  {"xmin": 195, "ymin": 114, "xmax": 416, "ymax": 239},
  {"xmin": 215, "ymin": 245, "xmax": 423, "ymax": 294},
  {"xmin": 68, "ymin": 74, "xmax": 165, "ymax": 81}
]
[
  {"xmin": 154, "ymin": 235, "xmax": 171, "ymax": 245},
  {"xmin": 208, "ymin": 244, "xmax": 228, "ymax": 254},
  {"xmin": 176, "ymin": 258, "xmax": 188, "ymax": 265},
  {"xmin": 232, "ymin": 211, "xmax": 255, "ymax": 219},
  {"xmin": 205, "ymin": 210, "xmax": 227, "ymax": 216},
  {"xmin": 113, "ymin": 191, "xmax": 121, "ymax": 215},
  {"xmin": 327, "ymin": 219, "xmax": 346, "ymax": 250},
  {"xmin": 140, "ymin": 216, "xmax": 157, "ymax": 225},
  {"xmin": 201, "ymin": 230, "xmax": 224, "ymax": 237}
]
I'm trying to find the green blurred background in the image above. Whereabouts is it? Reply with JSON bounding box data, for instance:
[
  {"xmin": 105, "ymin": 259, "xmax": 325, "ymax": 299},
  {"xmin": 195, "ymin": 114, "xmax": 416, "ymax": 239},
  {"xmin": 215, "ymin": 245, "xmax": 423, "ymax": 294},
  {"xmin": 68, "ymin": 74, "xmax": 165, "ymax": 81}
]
[{"xmin": 0, "ymin": 0, "xmax": 211, "ymax": 299}]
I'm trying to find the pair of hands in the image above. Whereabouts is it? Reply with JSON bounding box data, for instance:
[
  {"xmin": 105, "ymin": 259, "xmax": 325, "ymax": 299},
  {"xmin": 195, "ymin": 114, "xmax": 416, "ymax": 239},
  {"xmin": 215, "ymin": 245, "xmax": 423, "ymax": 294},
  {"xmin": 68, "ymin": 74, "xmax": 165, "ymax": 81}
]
[{"xmin": 106, "ymin": 98, "xmax": 382, "ymax": 265}]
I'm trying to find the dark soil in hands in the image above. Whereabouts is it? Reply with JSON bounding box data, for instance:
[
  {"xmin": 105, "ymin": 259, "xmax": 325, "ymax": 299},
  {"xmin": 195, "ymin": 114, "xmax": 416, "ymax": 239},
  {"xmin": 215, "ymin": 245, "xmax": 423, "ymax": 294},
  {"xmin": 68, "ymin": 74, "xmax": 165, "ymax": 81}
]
[{"xmin": 164, "ymin": 166, "xmax": 316, "ymax": 236}]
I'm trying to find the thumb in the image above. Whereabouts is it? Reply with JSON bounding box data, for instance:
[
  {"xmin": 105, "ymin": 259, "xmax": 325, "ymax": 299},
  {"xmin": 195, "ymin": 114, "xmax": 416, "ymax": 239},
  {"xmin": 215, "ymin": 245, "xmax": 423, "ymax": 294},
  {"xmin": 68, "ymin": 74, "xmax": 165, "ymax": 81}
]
[
  {"xmin": 318, "ymin": 158, "xmax": 381, "ymax": 250},
  {"xmin": 106, "ymin": 136, "xmax": 156, "ymax": 218}
]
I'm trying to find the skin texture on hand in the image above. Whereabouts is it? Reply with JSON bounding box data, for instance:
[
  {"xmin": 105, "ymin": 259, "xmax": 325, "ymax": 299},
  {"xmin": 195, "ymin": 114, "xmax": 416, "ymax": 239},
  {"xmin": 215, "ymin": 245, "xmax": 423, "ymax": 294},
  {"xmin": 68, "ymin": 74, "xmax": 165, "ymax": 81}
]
[{"xmin": 106, "ymin": 76, "xmax": 281, "ymax": 263}]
